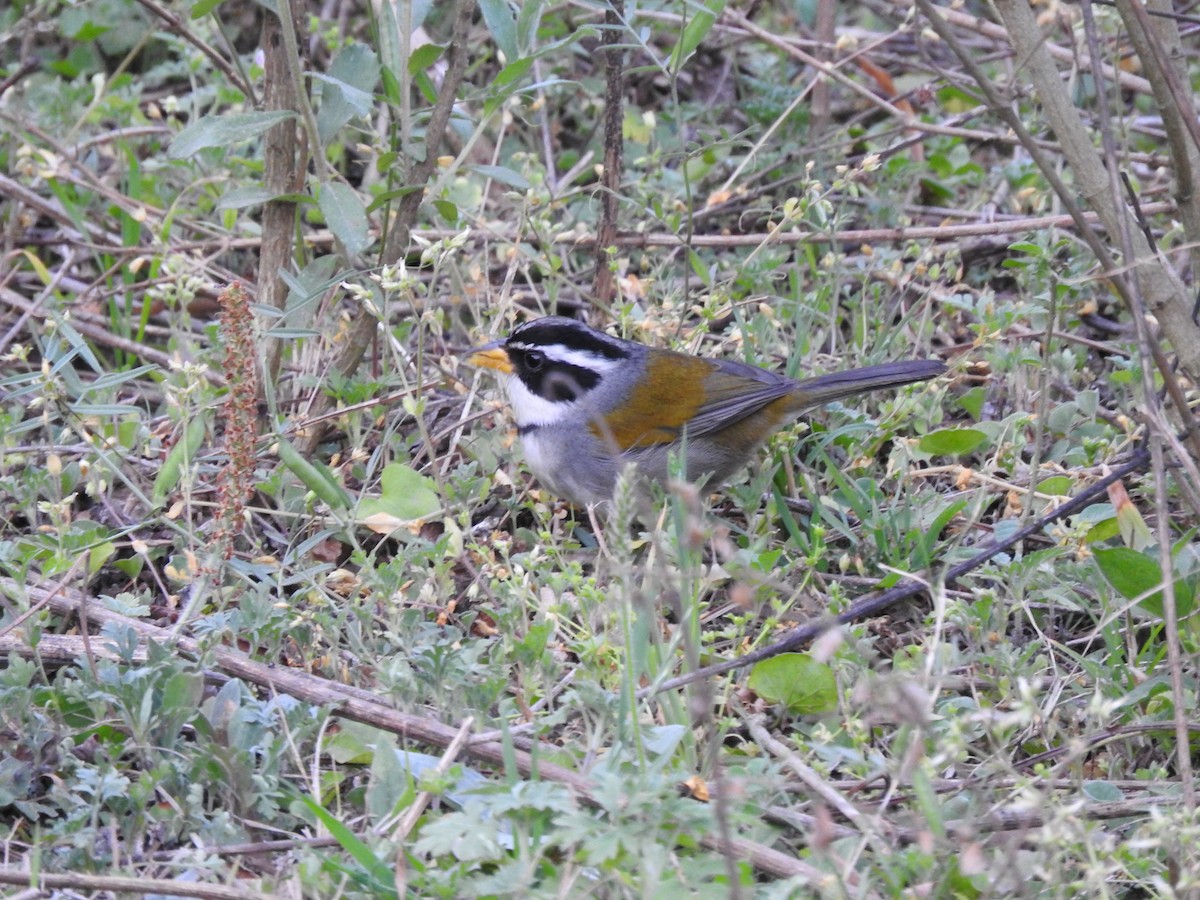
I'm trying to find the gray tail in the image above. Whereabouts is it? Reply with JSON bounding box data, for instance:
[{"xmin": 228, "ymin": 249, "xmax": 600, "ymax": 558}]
[{"xmin": 792, "ymin": 359, "xmax": 946, "ymax": 407}]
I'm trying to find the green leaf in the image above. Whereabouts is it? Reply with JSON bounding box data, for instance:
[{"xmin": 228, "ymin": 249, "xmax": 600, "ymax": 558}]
[
  {"xmin": 747, "ymin": 653, "xmax": 837, "ymax": 714},
  {"xmin": 641, "ymin": 724, "xmax": 688, "ymax": 758},
  {"xmin": 515, "ymin": 0, "xmax": 545, "ymax": 52},
  {"xmin": 514, "ymin": 620, "xmax": 553, "ymax": 665},
  {"xmin": 216, "ymin": 186, "xmax": 276, "ymax": 210},
  {"xmin": 318, "ymin": 182, "xmax": 371, "ymax": 256},
  {"xmin": 478, "ymin": 0, "xmax": 518, "ymax": 60},
  {"xmin": 412, "ymin": 807, "xmax": 505, "ymax": 862},
  {"xmin": 59, "ymin": 7, "xmax": 109, "ymax": 40},
  {"xmin": 313, "ymin": 69, "xmax": 375, "ymax": 120},
  {"xmin": 1009, "ymin": 240, "xmax": 1043, "ymax": 255},
  {"xmin": 407, "ymin": 0, "xmax": 434, "ymax": 29},
  {"xmin": 412, "ymin": 69, "xmax": 438, "ymax": 105},
  {"xmin": 434, "ymin": 199, "xmax": 459, "ymax": 225},
  {"xmin": 1094, "ymin": 547, "xmax": 1195, "ymax": 618},
  {"xmin": 325, "ymin": 721, "xmax": 387, "ymax": 765},
  {"xmin": 367, "ymin": 184, "xmax": 425, "ymax": 213},
  {"xmin": 169, "ymin": 111, "xmax": 297, "ymax": 159},
  {"xmin": 668, "ymin": 0, "xmax": 726, "ymax": 71},
  {"xmin": 1099, "ymin": 547, "xmax": 1161, "ymax": 602},
  {"xmin": 102, "ymin": 592, "xmax": 150, "ymax": 617},
  {"xmin": 918, "ymin": 427, "xmax": 988, "ymax": 457},
  {"xmin": 161, "ymin": 670, "xmax": 203, "ymax": 709},
  {"xmin": 88, "ymin": 542, "xmax": 116, "ymax": 576},
  {"xmin": 1036, "ymin": 475, "xmax": 1073, "ymax": 496},
  {"xmin": 152, "ymin": 414, "xmax": 209, "ymax": 508},
  {"xmin": 315, "ymin": 44, "xmax": 381, "ymax": 144},
  {"xmin": 204, "ymin": 679, "xmax": 244, "ymax": 736},
  {"xmin": 467, "ymin": 164, "xmax": 529, "ymax": 190},
  {"xmin": 189, "ymin": 0, "xmax": 223, "ymax": 18},
  {"xmin": 687, "ymin": 247, "xmax": 712, "ymax": 286},
  {"xmin": 408, "ymin": 42, "xmax": 444, "ymax": 74},
  {"xmin": 277, "ymin": 438, "xmax": 352, "ymax": 510},
  {"xmin": 357, "ymin": 463, "xmax": 441, "ymax": 530},
  {"xmin": 366, "ymin": 743, "xmax": 416, "ymax": 823},
  {"xmin": 1095, "ymin": 547, "xmax": 1161, "ymax": 602},
  {"xmin": 294, "ymin": 792, "xmax": 397, "ymax": 895},
  {"xmin": 113, "ymin": 557, "xmax": 145, "ymax": 580},
  {"xmin": 918, "ymin": 499, "xmax": 968, "ymax": 566},
  {"xmin": 1082, "ymin": 780, "xmax": 1124, "ymax": 803},
  {"xmin": 67, "ymin": 404, "xmax": 143, "ymax": 417},
  {"xmin": 270, "ymin": 254, "xmax": 345, "ymax": 334},
  {"xmin": 956, "ymin": 385, "xmax": 985, "ymax": 420},
  {"xmin": 1085, "ymin": 516, "xmax": 1121, "ymax": 544},
  {"xmin": 909, "ymin": 765, "xmax": 946, "ymax": 839},
  {"xmin": 493, "ymin": 55, "xmax": 535, "ymax": 90},
  {"xmin": 1075, "ymin": 502, "xmax": 1116, "ymax": 524}
]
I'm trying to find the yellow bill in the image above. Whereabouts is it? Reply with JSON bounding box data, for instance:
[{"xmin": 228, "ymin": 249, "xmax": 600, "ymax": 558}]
[{"xmin": 467, "ymin": 343, "xmax": 513, "ymax": 374}]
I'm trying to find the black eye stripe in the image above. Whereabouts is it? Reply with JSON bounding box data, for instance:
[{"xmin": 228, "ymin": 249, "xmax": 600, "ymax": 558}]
[
  {"xmin": 510, "ymin": 352, "xmax": 599, "ymax": 402},
  {"xmin": 543, "ymin": 368, "xmax": 592, "ymax": 402},
  {"xmin": 502, "ymin": 318, "xmax": 625, "ymax": 403}
]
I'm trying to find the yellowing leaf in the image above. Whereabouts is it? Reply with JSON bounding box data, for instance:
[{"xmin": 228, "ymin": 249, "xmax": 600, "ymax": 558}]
[{"xmin": 357, "ymin": 463, "xmax": 441, "ymax": 532}]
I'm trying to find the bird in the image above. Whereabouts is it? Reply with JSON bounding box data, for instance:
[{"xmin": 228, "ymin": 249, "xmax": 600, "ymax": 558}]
[{"xmin": 468, "ymin": 316, "xmax": 946, "ymax": 506}]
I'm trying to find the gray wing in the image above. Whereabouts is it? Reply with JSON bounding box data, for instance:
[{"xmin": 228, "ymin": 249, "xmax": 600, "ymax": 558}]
[{"xmin": 684, "ymin": 358, "xmax": 797, "ymax": 438}]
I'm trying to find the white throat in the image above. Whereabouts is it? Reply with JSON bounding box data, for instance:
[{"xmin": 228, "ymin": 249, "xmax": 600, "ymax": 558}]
[{"xmin": 505, "ymin": 373, "xmax": 577, "ymax": 428}]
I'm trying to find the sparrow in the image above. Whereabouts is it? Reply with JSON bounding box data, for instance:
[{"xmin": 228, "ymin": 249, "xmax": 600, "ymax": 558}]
[{"xmin": 470, "ymin": 316, "xmax": 945, "ymax": 505}]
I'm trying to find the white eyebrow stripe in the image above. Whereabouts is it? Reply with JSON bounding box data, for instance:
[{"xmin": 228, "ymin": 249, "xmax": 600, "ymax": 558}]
[{"xmin": 510, "ymin": 342, "xmax": 625, "ymax": 374}]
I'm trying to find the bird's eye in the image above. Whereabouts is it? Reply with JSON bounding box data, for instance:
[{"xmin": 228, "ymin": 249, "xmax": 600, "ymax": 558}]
[{"xmin": 524, "ymin": 350, "xmax": 545, "ymax": 371}]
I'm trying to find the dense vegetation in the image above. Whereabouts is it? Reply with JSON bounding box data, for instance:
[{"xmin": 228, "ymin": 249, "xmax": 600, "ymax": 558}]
[{"xmin": 2, "ymin": 0, "xmax": 1199, "ymax": 895}]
